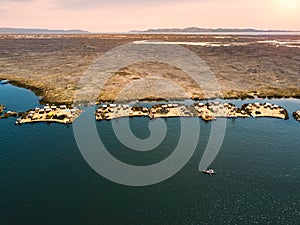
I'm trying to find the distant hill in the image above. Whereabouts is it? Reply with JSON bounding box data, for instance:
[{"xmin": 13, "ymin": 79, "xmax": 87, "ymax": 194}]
[
  {"xmin": 131, "ymin": 27, "xmax": 296, "ymax": 33},
  {"xmin": 0, "ymin": 28, "xmax": 90, "ymax": 34}
]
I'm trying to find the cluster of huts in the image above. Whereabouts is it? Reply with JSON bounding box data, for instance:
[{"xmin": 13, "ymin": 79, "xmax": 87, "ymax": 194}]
[
  {"xmin": 293, "ymin": 110, "xmax": 300, "ymax": 121},
  {"xmin": 95, "ymin": 102, "xmax": 294, "ymax": 121},
  {"xmin": 95, "ymin": 102, "xmax": 300, "ymax": 121},
  {"xmin": 95, "ymin": 104, "xmax": 149, "ymax": 120},
  {"xmin": 1, "ymin": 101, "xmax": 300, "ymax": 125},
  {"xmin": 241, "ymin": 102, "xmax": 289, "ymax": 119},
  {"xmin": 15, "ymin": 104, "xmax": 80, "ymax": 124},
  {"xmin": 149, "ymin": 104, "xmax": 193, "ymax": 119},
  {"xmin": 194, "ymin": 102, "xmax": 250, "ymax": 121}
]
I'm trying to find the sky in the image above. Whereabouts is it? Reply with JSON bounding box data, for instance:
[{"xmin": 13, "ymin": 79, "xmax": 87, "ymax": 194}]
[{"xmin": 0, "ymin": 0, "xmax": 299, "ymax": 32}]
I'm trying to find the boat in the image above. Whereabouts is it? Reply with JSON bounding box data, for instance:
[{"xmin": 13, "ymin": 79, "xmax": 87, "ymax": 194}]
[
  {"xmin": 202, "ymin": 114, "xmax": 216, "ymax": 121},
  {"xmin": 0, "ymin": 80, "xmax": 9, "ymax": 85},
  {"xmin": 15, "ymin": 118, "xmax": 22, "ymax": 125},
  {"xmin": 202, "ymin": 169, "xmax": 216, "ymax": 175},
  {"xmin": 149, "ymin": 114, "xmax": 155, "ymax": 120}
]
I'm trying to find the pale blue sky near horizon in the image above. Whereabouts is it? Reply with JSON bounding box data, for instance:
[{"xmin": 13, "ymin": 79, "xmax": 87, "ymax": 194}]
[{"xmin": 0, "ymin": 0, "xmax": 299, "ymax": 32}]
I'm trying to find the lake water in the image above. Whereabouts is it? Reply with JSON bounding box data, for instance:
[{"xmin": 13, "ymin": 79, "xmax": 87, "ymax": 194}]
[{"xmin": 0, "ymin": 84, "xmax": 299, "ymax": 225}]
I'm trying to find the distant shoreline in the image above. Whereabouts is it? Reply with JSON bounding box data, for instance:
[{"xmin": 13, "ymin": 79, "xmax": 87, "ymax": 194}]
[
  {"xmin": 1, "ymin": 27, "xmax": 300, "ymax": 36},
  {"xmin": 131, "ymin": 27, "xmax": 300, "ymax": 35},
  {"xmin": 0, "ymin": 27, "xmax": 90, "ymax": 34},
  {"xmin": 129, "ymin": 31, "xmax": 300, "ymax": 36}
]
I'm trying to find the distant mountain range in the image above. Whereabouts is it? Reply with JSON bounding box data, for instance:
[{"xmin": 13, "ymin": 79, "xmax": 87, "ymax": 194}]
[
  {"xmin": 0, "ymin": 28, "xmax": 90, "ymax": 34},
  {"xmin": 1, "ymin": 27, "xmax": 297, "ymax": 34},
  {"xmin": 131, "ymin": 27, "xmax": 297, "ymax": 33}
]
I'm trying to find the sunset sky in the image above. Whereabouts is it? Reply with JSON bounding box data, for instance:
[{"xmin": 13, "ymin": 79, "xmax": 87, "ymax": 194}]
[{"xmin": 0, "ymin": 0, "xmax": 299, "ymax": 32}]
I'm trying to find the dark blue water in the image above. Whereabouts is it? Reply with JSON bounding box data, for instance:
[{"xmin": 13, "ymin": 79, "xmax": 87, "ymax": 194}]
[{"xmin": 0, "ymin": 84, "xmax": 299, "ymax": 225}]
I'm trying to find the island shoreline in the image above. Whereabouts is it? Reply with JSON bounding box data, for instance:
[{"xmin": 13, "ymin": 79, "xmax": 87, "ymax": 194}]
[{"xmin": 2, "ymin": 78, "xmax": 300, "ymax": 106}]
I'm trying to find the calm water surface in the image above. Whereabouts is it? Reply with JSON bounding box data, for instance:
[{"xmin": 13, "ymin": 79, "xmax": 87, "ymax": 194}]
[{"xmin": 0, "ymin": 84, "xmax": 299, "ymax": 225}]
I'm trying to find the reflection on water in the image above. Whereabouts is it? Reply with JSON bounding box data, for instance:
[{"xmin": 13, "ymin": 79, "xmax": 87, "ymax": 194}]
[{"xmin": 134, "ymin": 38, "xmax": 300, "ymax": 48}]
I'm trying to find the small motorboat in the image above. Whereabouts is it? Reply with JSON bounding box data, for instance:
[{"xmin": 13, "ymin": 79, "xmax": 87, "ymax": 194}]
[
  {"xmin": 0, "ymin": 80, "xmax": 9, "ymax": 85},
  {"xmin": 202, "ymin": 169, "xmax": 216, "ymax": 175}
]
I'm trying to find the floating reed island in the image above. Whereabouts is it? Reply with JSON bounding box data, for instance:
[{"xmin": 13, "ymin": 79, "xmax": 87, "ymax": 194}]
[
  {"xmin": 0, "ymin": 104, "xmax": 6, "ymax": 114},
  {"xmin": 149, "ymin": 104, "xmax": 195, "ymax": 119},
  {"xmin": 15, "ymin": 105, "xmax": 81, "ymax": 125},
  {"xmin": 0, "ymin": 111, "xmax": 18, "ymax": 119},
  {"xmin": 241, "ymin": 102, "xmax": 289, "ymax": 120},
  {"xmin": 194, "ymin": 102, "xmax": 250, "ymax": 121},
  {"xmin": 293, "ymin": 110, "xmax": 300, "ymax": 121},
  {"xmin": 95, "ymin": 102, "xmax": 289, "ymax": 121},
  {"xmin": 0, "ymin": 101, "xmax": 291, "ymax": 125},
  {"xmin": 95, "ymin": 104, "xmax": 149, "ymax": 120},
  {"xmin": 0, "ymin": 104, "xmax": 19, "ymax": 120}
]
